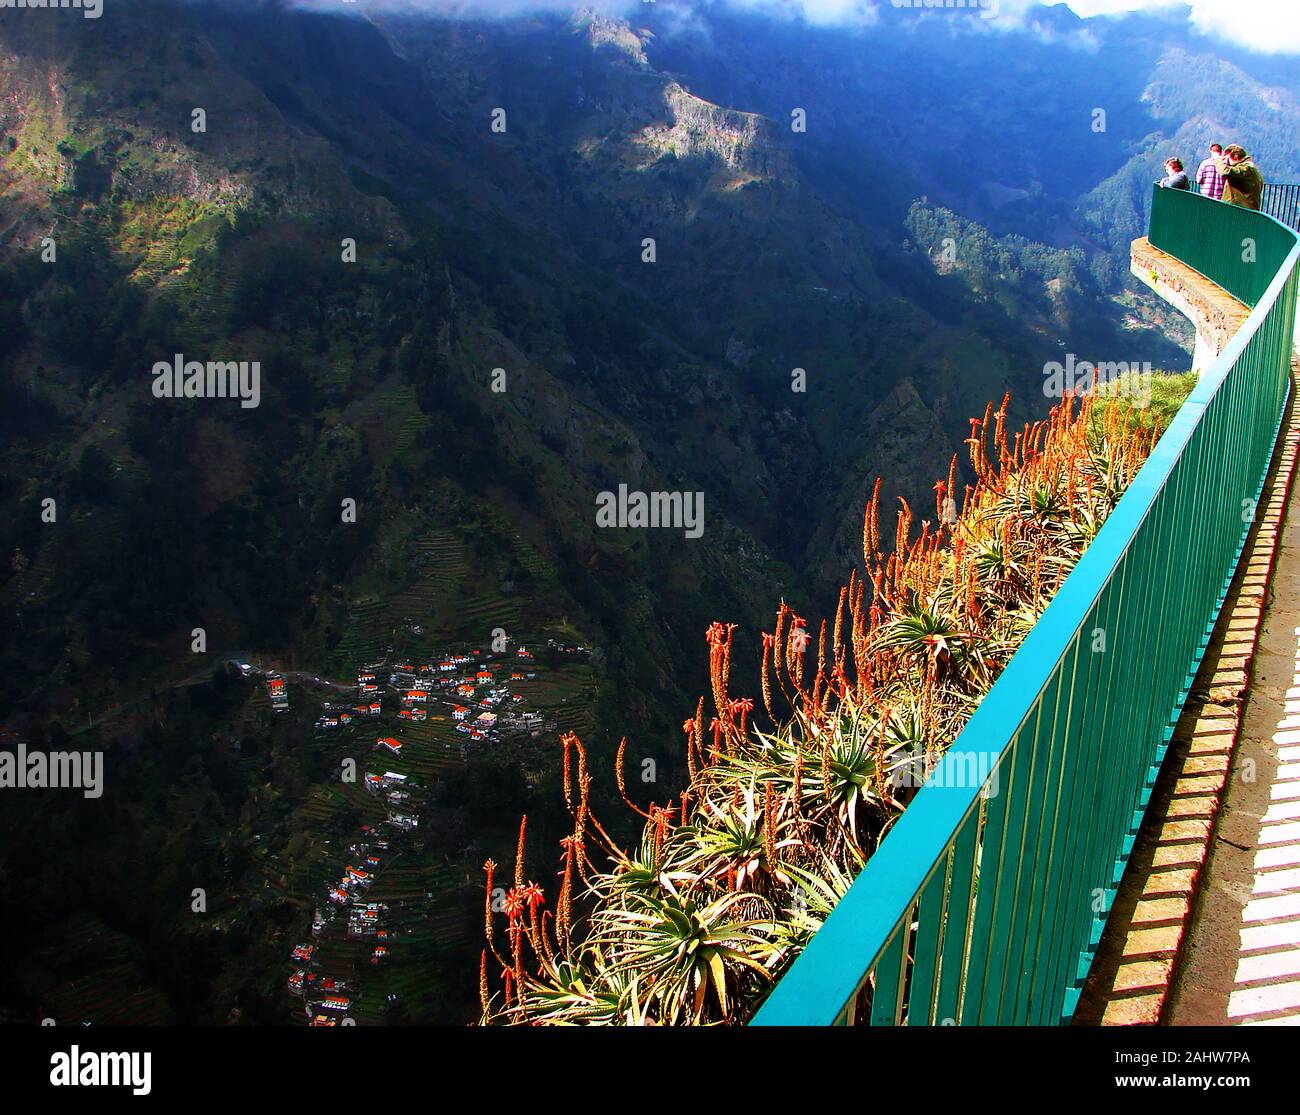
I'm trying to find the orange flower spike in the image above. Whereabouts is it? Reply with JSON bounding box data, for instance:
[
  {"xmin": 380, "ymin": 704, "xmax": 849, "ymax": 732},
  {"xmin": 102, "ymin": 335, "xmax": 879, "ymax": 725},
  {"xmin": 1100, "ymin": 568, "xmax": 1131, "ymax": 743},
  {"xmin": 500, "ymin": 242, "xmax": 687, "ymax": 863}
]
[
  {"xmin": 616, "ymin": 737, "xmax": 651, "ymax": 819},
  {"xmin": 832, "ymin": 586, "xmax": 847, "ymax": 657},
  {"xmin": 561, "ymin": 735, "xmax": 573, "ymax": 812},
  {"xmin": 895, "ymin": 496, "xmax": 912, "ymax": 558},
  {"xmin": 556, "ymin": 839, "xmax": 574, "ymax": 942},
  {"xmin": 537, "ymin": 909, "xmax": 556, "ymax": 970},
  {"xmin": 572, "ymin": 734, "xmax": 590, "ymax": 812},
  {"xmin": 708, "ymin": 633, "xmax": 729, "ymax": 724},
  {"xmin": 694, "ymin": 696, "xmax": 706, "ymax": 777},
  {"xmin": 512, "ymin": 925, "xmax": 525, "ymax": 1003},
  {"xmin": 760, "ymin": 637, "xmax": 775, "ymax": 720},
  {"xmin": 483, "ymin": 859, "xmax": 498, "ymax": 951},
  {"xmin": 789, "ymin": 623, "xmax": 808, "ymax": 689},
  {"xmin": 864, "ymin": 476, "xmax": 883, "ymax": 559},
  {"xmin": 833, "ymin": 661, "xmax": 850, "ymax": 699},
  {"xmin": 514, "ymin": 816, "xmax": 528, "ymax": 891},
  {"xmin": 479, "ymin": 950, "xmax": 491, "ymax": 1017}
]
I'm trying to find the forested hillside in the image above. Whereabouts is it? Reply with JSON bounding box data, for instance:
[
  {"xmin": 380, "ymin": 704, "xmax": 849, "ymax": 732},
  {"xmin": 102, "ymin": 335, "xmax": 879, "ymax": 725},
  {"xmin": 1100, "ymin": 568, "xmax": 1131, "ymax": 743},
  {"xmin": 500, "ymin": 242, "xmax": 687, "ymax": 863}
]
[{"xmin": 0, "ymin": 0, "xmax": 1293, "ymax": 1024}]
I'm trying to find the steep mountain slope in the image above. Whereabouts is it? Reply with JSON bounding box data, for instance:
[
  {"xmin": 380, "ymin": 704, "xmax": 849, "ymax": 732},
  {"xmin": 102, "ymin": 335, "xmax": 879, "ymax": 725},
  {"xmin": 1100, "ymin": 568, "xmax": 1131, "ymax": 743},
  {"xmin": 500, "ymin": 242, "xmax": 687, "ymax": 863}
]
[{"xmin": 1, "ymin": 0, "xmax": 1288, "ymax": 1023}]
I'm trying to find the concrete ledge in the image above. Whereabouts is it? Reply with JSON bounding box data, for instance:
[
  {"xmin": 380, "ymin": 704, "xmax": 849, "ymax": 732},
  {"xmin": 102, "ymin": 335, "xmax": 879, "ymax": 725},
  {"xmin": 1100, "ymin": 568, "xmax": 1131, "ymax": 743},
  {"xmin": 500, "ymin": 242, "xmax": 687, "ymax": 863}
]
[{"xmin": 1131, "ymin": 237, "xmax": 1252, "ymax": 370}]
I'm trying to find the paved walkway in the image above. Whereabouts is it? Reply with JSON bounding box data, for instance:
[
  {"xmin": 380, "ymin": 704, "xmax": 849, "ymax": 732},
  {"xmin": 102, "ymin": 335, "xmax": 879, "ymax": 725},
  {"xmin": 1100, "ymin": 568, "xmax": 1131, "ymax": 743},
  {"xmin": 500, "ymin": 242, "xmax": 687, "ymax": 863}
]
[
  {"xmin": 1073, "ymin": 387, "xmax": 1298, "ymax": 1025},
  {"xmin": 1074, "ymin": 238, "xmax": 1300, "ymax": 1026},
  {"xmin": 1168, "ymin": 477, "xmax": 1300, "ymax": 1025}
]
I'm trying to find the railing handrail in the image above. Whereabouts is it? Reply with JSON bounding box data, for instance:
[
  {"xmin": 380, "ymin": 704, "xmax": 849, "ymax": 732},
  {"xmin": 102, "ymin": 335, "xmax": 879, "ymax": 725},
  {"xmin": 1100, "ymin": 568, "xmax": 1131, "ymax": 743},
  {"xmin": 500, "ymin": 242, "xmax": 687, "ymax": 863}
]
[{"xmin": 752, "ymin": 189, "xmax": 1300, "ymax": 1026}]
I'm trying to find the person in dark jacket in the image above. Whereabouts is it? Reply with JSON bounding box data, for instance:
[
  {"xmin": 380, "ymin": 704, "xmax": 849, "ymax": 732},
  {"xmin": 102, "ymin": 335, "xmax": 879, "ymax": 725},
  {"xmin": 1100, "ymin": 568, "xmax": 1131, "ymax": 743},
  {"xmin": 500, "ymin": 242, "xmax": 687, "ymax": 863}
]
[
  {"xmin": 1159, "ymin": 157, "xmax": 1190, "ymax": 190},
  {"xmin": 1216, "ymin": 145, "xmax": 1264, "ymax": 210}
]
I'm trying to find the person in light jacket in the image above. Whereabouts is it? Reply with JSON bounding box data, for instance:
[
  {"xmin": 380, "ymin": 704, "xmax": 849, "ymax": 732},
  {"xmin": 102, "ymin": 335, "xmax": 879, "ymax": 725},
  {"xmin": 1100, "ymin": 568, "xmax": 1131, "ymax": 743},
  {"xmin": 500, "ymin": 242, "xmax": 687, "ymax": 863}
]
[{"xmin": 1197, "ymin": 144, "xmax": 1225, "ymax": 199}]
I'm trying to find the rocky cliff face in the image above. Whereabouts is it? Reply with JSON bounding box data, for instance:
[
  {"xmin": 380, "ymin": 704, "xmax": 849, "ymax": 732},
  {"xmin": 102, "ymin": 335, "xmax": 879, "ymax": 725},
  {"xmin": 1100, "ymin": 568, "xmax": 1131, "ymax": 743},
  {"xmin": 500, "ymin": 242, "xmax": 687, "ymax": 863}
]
[{"xmin": 643, "ymin": 82, "xmax": 790, "ymax": 183}]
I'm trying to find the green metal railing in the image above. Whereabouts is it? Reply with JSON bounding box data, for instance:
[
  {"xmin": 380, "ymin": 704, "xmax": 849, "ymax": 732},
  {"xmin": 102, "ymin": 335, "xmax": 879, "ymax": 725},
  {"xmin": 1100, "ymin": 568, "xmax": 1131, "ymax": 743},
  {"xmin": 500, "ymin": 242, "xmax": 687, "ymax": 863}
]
[
  {"xmin": 752, "ymin": 186, "xmax": 1300, "ymax": 1026},
  {"xmin": 1151, "ymin": 185, "xmax": 1297, "ymax": 305},
  {"xmin": 1262, "ymin": 182, "xmax": 1300, "ymax": 234}
]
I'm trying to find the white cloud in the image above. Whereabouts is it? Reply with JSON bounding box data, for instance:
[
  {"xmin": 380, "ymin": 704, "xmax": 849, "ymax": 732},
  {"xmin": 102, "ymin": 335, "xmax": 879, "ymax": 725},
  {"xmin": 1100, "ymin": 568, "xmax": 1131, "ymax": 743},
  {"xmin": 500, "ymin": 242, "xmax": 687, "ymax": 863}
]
[
  {"xmin": 1050, "ymin": 0, "xmax": 1300, "ymax": 55},
  {"xmin": 288, "ymin": 0, "xmax": 1300, "ymax": 54},
  {"xmin": 723, "ymin": 0, "xmax": 880, "ymax": 26}
]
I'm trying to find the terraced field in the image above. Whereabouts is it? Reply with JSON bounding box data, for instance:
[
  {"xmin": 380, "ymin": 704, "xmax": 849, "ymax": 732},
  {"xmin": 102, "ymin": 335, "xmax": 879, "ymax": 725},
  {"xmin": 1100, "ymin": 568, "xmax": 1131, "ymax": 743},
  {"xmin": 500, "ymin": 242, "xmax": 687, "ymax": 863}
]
[
  {"xmin": 392, "ymin": 410, "xmax": 434, "ymax": 464},
  {"xmin": 374, "ymin": 717, "xmax": 465, "ymax": 781},
  {"xmin": 334, "ymin": 596, "xmax": 390, "ymax": 666},
  {"xmin": 414, "ymin": 528, "xmax": 471, "ymax": 581},
  {"xmin": 480, "ymin": 507, "xmax": 559, "ymax": 584},
  {"xmin": 515, "ymin": 663, "xmax": 598, "ymax": 738},
  {"xmin": 351, "ymin": 858, "xmax": 473, "ymax": 1024},
  {"xmin": 454, "ymin": 592, "xmax": 522, "ymax": 640},
  {"xmin": 36, "ymin": 914, "xmax": 173, "ymax": 1026},
  {"xmin": 296, "ymin": 780, "xmax": 387, "ymax": 828}
]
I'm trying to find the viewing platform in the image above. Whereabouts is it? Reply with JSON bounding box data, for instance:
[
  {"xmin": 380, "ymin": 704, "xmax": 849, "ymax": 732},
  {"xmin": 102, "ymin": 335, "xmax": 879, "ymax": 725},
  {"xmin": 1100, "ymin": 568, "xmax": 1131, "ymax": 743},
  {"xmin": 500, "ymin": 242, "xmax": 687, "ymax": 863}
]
[{"xmin": 751, "ymin": 186, "xmax": 1300, "ymax": 1027}]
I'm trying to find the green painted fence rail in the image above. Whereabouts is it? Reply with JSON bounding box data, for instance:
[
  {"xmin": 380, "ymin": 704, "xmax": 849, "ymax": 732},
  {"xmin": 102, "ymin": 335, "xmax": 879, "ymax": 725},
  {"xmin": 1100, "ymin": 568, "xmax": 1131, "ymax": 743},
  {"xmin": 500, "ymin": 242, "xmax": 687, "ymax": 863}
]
[{"xmin": 751, "ymin": 187, "xmax": 1300, "ymax": 1026}]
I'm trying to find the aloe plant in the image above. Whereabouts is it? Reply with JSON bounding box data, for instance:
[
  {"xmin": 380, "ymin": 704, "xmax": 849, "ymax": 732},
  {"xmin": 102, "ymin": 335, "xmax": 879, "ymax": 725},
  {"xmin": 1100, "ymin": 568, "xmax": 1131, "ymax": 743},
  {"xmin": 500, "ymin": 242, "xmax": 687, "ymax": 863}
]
[{"xmin": 478, "ymin": 387, "xmax": 1167, "ymax": 1025}]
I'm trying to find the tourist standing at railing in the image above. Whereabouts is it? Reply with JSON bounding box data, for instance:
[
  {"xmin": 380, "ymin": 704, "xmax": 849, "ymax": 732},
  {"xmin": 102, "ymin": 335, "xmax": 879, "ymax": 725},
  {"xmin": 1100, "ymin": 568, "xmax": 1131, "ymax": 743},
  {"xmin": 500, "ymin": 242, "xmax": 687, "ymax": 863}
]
[
  {"xmin": 1196, "ymin": 144, "xmax": 1225, "ymax": 200},
  {"xmin": 1217, "ymin": 145, "xmax": 1264, "ymax": 210},
  {"xmin": 1159, "ymin": 157, "xmax": 1190, "ymax": 190}
]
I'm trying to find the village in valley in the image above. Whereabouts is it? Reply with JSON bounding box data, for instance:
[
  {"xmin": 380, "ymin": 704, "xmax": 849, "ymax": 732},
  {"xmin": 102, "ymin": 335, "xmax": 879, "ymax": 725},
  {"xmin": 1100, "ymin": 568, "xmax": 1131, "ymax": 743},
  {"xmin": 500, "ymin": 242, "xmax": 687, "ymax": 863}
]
[
  {"xmin": 251, "ymin": 634, "xmax": 591, "ymax": 1025},
  {"xmin": 11, "ymin": 515, "xmax": 605, "ymax": 1026}
]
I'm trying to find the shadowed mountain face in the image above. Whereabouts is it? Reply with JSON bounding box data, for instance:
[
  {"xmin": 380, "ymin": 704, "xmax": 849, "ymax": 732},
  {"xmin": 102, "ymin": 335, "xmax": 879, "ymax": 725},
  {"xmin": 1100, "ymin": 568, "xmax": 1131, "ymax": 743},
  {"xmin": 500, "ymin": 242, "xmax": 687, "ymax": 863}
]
[{"xmin": 0, "ymin": 0, "xmax": 1295, "ymax": 1023}]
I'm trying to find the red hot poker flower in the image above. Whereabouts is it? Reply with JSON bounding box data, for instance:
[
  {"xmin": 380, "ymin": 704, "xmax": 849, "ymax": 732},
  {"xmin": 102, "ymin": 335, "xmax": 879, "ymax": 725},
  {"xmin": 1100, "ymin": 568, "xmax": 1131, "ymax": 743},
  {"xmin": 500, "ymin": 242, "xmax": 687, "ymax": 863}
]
[{"xmin": 728, "ymin": 697, "xmax": 754, "ymax": 730}]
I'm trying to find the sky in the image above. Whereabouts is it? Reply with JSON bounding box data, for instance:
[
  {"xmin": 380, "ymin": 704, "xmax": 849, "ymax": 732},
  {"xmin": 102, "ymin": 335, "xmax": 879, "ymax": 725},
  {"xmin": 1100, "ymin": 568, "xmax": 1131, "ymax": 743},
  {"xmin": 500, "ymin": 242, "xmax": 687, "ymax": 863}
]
[{"xmin": 294, "ymin": 0, "xmax": 1300, "ymax": 55}]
